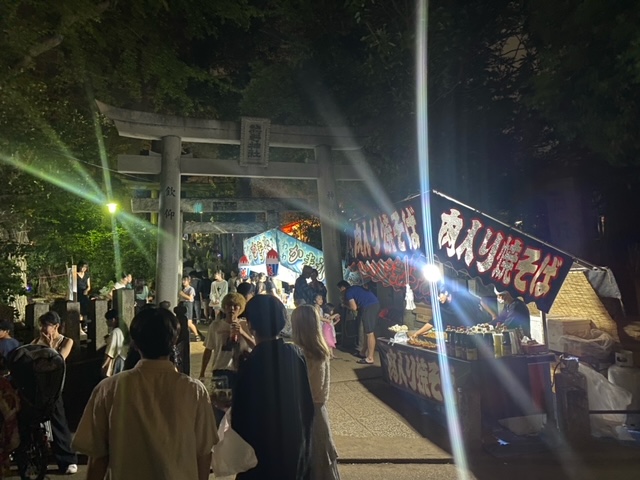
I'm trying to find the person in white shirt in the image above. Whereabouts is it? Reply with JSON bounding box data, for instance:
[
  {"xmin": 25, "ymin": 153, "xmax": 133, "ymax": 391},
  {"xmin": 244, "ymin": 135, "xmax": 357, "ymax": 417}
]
[
  {"xmin": 209, "ymin": 270, "xmax": 229, "ymax": 319},
  {"xmin": 113, "ymin": 272, "xmax": 132, "ymax": 290},
  {"xmin": 199, "ymin": 292, "xmax": 255, "ymax": 425},
  {"xmin": 73, "ymin": 307, "xmax": 217, "ymax": 480},
  {"xmin": 101, "ymin": 309, "xmax": 127, "ymax": 377}
]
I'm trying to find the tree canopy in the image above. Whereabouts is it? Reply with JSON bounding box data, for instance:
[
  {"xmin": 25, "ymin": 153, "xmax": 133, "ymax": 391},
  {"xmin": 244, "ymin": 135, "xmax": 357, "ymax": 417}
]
[{"xmin": 0, "ymin": 0, "xmax": 639, "ymax": 308}]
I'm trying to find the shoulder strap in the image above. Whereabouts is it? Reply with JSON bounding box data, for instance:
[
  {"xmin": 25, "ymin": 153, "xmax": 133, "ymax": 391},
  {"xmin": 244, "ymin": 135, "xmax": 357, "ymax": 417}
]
[{"xmin": 57, "ymin": 336, "xmax": 69, "ymax": 353}]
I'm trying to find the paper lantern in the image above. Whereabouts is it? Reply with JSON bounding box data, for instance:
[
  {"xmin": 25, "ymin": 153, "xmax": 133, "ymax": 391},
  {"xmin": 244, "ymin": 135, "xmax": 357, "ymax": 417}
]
[
  {"xmin": 238, "ymin": 255, "xmax": 250, "ymax": 280},
  {"xmin": 265, "ymin": 249, "xmax": 279, "ymax": 277}
]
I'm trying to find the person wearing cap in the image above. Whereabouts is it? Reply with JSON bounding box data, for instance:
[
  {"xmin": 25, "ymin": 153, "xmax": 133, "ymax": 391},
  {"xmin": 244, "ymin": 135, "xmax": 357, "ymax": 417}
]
[{"xmin": 485, "ymin": 287, "xmax": 531, "ymax": 337}]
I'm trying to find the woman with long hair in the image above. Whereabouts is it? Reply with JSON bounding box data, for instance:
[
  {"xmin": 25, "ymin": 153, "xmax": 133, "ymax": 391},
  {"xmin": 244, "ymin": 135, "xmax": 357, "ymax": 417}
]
[
  {"xmin": 291, "ymin": 305, "xmax": 340, "ymax": 480},
  {"xmin": 75, "ymin": 261, "xmax": 90, "ymax": 329}
]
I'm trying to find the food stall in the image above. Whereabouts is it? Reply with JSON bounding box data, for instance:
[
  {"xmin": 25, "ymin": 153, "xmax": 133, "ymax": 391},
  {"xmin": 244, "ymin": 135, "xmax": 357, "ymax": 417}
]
[
  {"xmin": 243, "ymin": 228, "xmax": 326, "ymax": 284},
  {"xmin": 348, "ymin": 190, "xmax": 593, "ymax": 445},
  {"xmin": 242, "ymin": 228, "xmax": 327, "ymax": 332}
]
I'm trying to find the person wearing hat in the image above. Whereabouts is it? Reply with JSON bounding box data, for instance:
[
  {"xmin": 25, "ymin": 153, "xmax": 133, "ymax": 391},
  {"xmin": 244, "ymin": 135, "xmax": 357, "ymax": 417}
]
[{"xmin": 485, "ymin": 287, "xmax": 531, "ymax": 337}]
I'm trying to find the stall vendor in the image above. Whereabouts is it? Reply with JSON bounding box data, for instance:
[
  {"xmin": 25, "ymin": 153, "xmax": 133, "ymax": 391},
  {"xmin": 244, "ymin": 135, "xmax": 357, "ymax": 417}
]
[
  {"xmin": 485, "ymin": 287, "xmax": 531, "ymax": 337},
  {"xmin": 410, "ymin": 321, "xmax": 433, "ymax": 340},
  {"xmin": 437, "ymin": 289, "xmax": 491, "ymax": 329}
]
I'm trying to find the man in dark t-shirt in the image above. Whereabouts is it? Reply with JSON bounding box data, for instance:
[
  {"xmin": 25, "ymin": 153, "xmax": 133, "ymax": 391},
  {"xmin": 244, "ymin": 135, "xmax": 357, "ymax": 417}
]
[
  {"xmin": 438, "ymin": 289, "xmax": 491, "ymax": 329},
  {"xmin": 293, "ymin": 265, "xmax": 314, "ymax": 306}
]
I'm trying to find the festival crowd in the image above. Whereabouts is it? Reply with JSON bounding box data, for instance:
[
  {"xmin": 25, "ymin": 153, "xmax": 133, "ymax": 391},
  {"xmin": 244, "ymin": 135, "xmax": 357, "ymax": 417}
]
[{"xmin": 0, "ymin": 263, "xmax": 357, "ymax": 480}]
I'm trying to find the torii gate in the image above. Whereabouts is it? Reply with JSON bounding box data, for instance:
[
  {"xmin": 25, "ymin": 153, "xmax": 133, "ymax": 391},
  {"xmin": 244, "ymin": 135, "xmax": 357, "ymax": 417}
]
[{"xmin": 97, "ymin": 101, "xmax": 366, "ymax": 305}]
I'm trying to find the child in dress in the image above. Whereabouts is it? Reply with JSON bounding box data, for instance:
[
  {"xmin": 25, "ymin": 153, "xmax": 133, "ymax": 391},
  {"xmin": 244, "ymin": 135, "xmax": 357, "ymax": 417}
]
[{"xmin": 313, "ymin": 294, "xmax": 340, "ymax": 358}]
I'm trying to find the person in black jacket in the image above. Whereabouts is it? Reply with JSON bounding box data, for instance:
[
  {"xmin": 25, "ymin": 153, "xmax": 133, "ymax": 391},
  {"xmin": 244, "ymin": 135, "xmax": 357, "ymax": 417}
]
[
  {"xmin": 486, "ymin": 287, "xmax": 531, "ymax": 337},
  {"xmin": 232, "ymin": 295, "xmax": 314, "ymax": 480}
]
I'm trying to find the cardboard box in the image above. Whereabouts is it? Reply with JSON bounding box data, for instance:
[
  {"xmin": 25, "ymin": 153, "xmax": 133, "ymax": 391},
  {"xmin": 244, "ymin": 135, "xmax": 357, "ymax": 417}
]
[
  {"xmin": 530, "ymin": 314, "xmax": 545, "ymax": 345},
  {"xmin": 546, "ymin": 317, "xmax": 592, "ymax": 354}
]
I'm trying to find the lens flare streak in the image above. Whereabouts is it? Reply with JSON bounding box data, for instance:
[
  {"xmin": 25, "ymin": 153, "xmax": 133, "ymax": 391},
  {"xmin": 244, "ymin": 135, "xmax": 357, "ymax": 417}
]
[{"xmin": 416, "ymin": 0, "xmax": 470, "ymax": 477}]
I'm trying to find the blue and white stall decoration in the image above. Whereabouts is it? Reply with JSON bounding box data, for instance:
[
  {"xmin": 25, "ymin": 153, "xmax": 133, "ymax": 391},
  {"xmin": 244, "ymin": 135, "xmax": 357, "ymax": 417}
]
[{"xmin": 244, "ymin": 229, "xmax": 325, "ymax": 284}]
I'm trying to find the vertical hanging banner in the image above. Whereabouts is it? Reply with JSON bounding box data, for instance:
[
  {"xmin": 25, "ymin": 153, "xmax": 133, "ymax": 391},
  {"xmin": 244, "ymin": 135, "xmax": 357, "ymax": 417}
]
[
  {"xmin": 349, "ymin": 196, "xmax": 431, "ymax": 301},
  {"xmin": 349, "ymin": 191, "xmax": 573, "ymax": 312}
]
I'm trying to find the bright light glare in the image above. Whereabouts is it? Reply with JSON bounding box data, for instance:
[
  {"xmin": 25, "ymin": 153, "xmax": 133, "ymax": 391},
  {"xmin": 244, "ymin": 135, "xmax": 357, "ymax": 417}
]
[
  {"xmin": 416, "ymin": 0, "xmax": 470, "ymax": 478},
  {"xmin": 107, "ymin": 202, "xmax": 118, "ymax": 214},
  {"xmin": 422, "ymin": 263, "xmax": 442, "ymax": 282}
]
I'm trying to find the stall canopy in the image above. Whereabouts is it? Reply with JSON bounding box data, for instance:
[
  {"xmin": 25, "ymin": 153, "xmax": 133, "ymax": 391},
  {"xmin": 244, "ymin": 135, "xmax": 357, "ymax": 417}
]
[
  {"xmin": 243, "ymin": 228, "xmax": 325, "ymax": 284},
  {"xmin": 349, "ymin": 190, "xmax": 586, "ymax": 313}
]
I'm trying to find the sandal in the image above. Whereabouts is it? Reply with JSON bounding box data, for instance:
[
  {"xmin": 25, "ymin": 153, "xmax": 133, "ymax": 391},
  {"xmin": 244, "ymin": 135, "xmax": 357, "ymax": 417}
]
[{"xmin": 356, "ymin": 358, "xmax": 374, "ymax": 365}]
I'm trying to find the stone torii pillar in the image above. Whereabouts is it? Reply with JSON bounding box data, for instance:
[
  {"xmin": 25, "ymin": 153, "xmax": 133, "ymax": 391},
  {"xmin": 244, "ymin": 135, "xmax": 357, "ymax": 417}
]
[
  {"xmin": 316, "ymin": 145, "xmax": 342, "ymax": 305},
  {"xmin": 157, "ymin": 136, "xmax": 182, "ymax": 305}
]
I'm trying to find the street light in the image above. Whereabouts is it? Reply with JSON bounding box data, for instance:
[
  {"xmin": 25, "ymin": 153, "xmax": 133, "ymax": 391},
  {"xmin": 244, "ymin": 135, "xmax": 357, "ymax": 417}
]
[{"xmin": 106, "ymin": 202, "xmax": 121, "ymax": 276}]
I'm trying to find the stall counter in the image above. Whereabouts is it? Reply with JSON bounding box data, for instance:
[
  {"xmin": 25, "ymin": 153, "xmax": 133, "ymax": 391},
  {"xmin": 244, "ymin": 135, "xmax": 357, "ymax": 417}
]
[{"xmin": 377, "ymin": 338, "xmax": 555, "ymax": 446}]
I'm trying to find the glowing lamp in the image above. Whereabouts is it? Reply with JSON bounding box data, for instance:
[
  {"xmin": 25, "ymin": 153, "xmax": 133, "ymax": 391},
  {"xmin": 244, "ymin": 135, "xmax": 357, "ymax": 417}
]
[
  {"xmin": 422, "ymin": 263, "xmax": 442, "ymax": 283},
  {"xmin": 107, "ymin": 202, "xmax": 118, "ymax": 214},
  {"xmin": 265, "ymin": 249, "xmax": 279, "ymax": 277},
  {"xmin": 238, "ymin": 255, "xmax": 250, "ymax": 280}
]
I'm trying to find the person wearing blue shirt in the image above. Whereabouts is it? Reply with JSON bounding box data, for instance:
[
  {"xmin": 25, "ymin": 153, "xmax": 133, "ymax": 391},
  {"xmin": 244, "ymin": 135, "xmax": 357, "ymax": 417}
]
[
  {"xmin": 337, "ymin": 281, "xmax": 380, "ymax": 365},
  {"xmin": 0, "ymin": 320, "xmax": 20, "ymax": 361}
]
